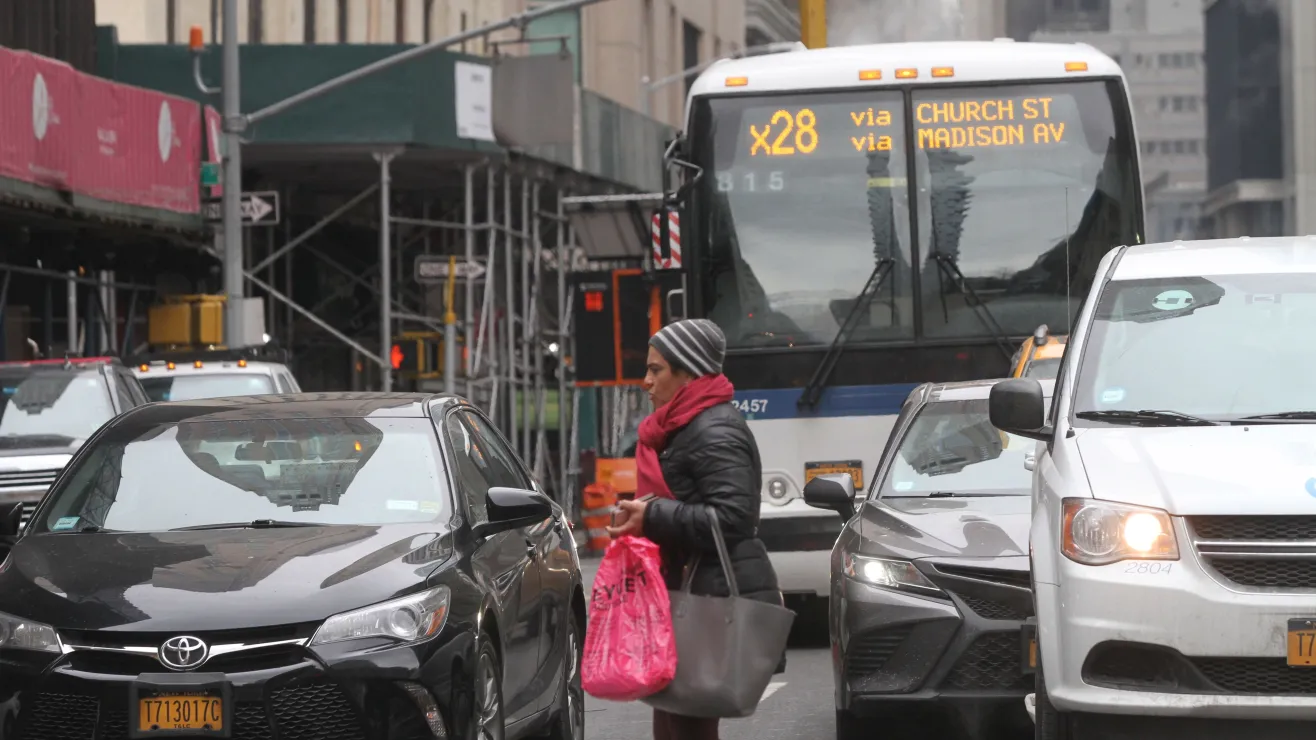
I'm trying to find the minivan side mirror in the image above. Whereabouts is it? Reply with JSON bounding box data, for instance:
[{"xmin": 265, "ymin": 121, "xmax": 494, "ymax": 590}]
[
  {"xmin": 803, "ymin": 473, "xmax": 857, "ymax": 521},
  {"xmin": 471, "ymin": 487, "xmax": 554, "ymax": 540},
  {"xmin": 990, "ymin": 379, "xmax": 1053, "ymax": 442}
]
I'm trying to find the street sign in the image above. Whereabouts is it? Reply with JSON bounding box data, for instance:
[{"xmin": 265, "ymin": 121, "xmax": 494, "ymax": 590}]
[
  {"xmin": 200, "ymin": 162, "xmax": 221, "ymax": 187},
  {"xmin": 415, "ymin": 255, "xmax": 487, "ymax": 283},
  {"xmin": 203, "ymin": 191, "xmax": 281, "ymax": 225}
]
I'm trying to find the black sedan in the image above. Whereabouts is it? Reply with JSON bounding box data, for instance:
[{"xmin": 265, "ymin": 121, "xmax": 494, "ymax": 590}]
[
  {"xmin": 0, "ymin": 392, "xmax": 585, "ymax": 740},
  {"xmin": 804, "ymin": 379, "xmax": 1053, "ymax": 740}
]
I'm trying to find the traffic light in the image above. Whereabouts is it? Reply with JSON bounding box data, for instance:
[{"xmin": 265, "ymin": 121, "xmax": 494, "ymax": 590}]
[{"xmin": 390, "ymin": 332, "xmax": 443, "ymax": 378}]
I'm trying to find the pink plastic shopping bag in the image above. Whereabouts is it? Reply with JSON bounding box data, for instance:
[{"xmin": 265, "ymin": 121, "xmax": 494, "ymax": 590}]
[{"xmin": 582, "ymin": 535, "xmax": 677, "ymax": 701}]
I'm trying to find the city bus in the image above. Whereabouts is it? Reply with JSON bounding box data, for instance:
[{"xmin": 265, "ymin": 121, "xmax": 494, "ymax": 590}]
[{"xmin": 653, "ymin": 40, "xmax": 1144, "ymax": 611}]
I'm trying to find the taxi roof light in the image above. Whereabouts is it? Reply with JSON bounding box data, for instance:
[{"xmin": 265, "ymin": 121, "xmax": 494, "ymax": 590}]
[
  {"xmin": 166, "ymin": 362, "xmax": 176, "ymax": 370},
  {"xmin": 894, "ymin": 68, "xmax": 917, "ymax": 79},
  {"xmin": 725, "ymin": 76, "xmax": 749, "ymax": 87},
  {"xmin": 194, "ymin": 360, "xmax": 204, "ymax": 368},
  {"xmin": 1065, "ymin": 61, "xmax": 1089, "ymax": 72},
  {"xmin": 237, "ymin": 359, "xmax": 247, "ymax": 367},
  {"xmin": 931, "ymin": 66, "xmax": 954, "ymax": 78},
  {"xmin": 138, "ymin": 364, "xmax": 149, "ymax": 372},
  {"xmin": 1034, "ymin": 324, "xmax": 1050, "ymax": 345},
  {"xmin": 858, "ymin": 69, "xmax": 881, "ymax": 81}
]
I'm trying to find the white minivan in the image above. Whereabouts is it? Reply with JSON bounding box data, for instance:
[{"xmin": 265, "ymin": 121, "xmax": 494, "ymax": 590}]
[{"xmin": 990, "ymin": 236, "xmax": 1316, "ymax": 738}]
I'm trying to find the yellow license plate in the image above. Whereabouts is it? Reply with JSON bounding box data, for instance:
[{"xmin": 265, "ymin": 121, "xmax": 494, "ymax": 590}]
[
  {"xmin": 138, "ymin": 694, "xmax": 224, "ymax": 732},
  {"xmin": 804, "ymin": 460, "xmax": 863, "ymax": 489},
  {"xmin": 1288, "ymin": 619, "xmax": 1316, "ymax": 666}
]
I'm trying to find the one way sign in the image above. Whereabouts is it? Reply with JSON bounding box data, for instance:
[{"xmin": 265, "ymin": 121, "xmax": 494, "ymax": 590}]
[{"xmin": 203, "ymin": 191, "xmax": 281, "ymax": 225}]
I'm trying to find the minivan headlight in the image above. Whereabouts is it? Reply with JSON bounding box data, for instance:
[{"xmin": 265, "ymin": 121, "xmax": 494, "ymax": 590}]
[
  {"xmin": 310, "ymin": 586, "xmax": 451, "ymax": 646},
  {"xmin": 843, "ymin": 553, "xmax": 943, "ymax": 596},
  {"xmin": 0, "ymin": 612, "xmax": 62, "ymax": 654},
  {"xmin": 1062, "ymin": 498, "xmax": 1178, "ymax": 565}
]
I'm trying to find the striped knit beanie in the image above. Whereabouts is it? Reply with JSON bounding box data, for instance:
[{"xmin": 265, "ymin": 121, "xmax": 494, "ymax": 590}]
[{"xmin": 649, "ymin": 319, "xmax": 727, "ymax": 377}]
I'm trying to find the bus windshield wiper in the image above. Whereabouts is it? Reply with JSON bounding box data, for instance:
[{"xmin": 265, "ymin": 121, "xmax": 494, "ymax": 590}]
[
  {"xmin": 170, "ymin": 519, "xmax": 324, "ymax": 531},
  {"xmin": 1075, "ymin": 409, "xmax": 1222, "ymax": 427},
  {"xmin": 1235, "ymin": 411, "xmax": 1316, "ymax": 422},
  {"xmin": 798, "ymin": 258, "xmax": 894, "ymax": 410}
]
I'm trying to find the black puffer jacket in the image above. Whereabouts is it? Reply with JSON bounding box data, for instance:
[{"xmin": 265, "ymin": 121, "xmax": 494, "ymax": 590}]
[{"xmin": 641, "ymin": 402, "xmax": 780, "ymax": 604}]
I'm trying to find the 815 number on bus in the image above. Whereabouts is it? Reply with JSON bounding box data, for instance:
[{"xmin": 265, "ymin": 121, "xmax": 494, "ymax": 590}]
[{"xmin": 716, "ymin": 171, "xmax": 786, "ymax": 192}]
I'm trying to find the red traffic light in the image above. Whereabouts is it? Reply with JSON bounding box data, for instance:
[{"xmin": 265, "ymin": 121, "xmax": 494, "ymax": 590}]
[{"xmin": 390, "ymin": 344, "xmax": 405, "ymax": 370}]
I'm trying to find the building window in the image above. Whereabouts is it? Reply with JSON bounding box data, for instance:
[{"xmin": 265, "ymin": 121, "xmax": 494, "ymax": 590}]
[
  {"xmin": 337, "ymin": 0, "xmax": 348, "ymax": 43},
  {"xmin": 248, "ymin": 0, "xmax": 264, "ymax": 43},
  {"xmin": 303, "ymin": 0, "xmax": 317, "ymax": 43},
  {"xmin": 396, "ymin": 0, "xmax": 407, "ymax": 42},
  {"xmin": 682, "ymin": 20, "xmax": 702, "ymax": 97}
]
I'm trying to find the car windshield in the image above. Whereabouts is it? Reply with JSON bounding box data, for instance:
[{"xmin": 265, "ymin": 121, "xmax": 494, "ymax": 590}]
[
  {"xmin": 1024, "ymin": 357, "xmax": 1063, "ymax": 379},
  {"xmin": 879, "ymin": 398, "xmax": 1047, "ymax": 497},
  {"xmin": 1073, "ymin": 272, "xmax": 1316, "ymax": 420},
  {"xmin": 30, "ymin": 416, "xmax": 451, "ymax": 532},
  {"xmin": 139, "ymin": 374, "xmax": 276, "ymax": 402},
  {"xmin": 0, "ymin": 366, "xmax": 115, "ymax": 450}
]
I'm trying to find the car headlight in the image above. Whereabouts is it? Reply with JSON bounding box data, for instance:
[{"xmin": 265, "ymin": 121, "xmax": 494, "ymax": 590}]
[
  {"xmin": 0, "ymin": 611, "xmax": 62, "ymax": 654},
  {"xmin": 1062, "ymin": 498, "xmax": 1178, "ymax": 565},
  {"xmin": 843, "ymin": 553, "xmax": 942, "ymax": 596},
  {"xmin": 309, "ymin": 586, "xmax": 451, "ymax": 647}
]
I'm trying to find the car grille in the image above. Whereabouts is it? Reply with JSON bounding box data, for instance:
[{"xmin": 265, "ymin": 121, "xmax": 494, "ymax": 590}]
[
  {"xmin": 846, "ymin": 625, "xmax": 913, "ymax": 680},
  {"xmin": 943, "ymin": 632, "xmax": 1030, "ymax": 691},
  {"xmin": 19, "ymin": 682, "xmax": 364, "ymax": 740},
  {"xmin": 953, "ymin": 592, "xmax": 1032, "ymax": 621},
  {"xmin": 1188, "ymin": 516, "xmax": 1316, "ymax": 590},
  {"xmin": 1192, "ymin": 658, "xmax": 1316, "ymax": 695},
  {"xmin": 932, "ymin": 563, "xmax": 1031, "ymax": 589}
]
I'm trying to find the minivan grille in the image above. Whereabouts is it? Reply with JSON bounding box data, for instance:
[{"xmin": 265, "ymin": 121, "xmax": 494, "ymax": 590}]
[
  {"xmin": 0, "ymin": 468, "xmax": 59, "ymax": 491},
  {"xmin": 1189, "ymin": 516, "xmax": 1316, "ymax": 590}
]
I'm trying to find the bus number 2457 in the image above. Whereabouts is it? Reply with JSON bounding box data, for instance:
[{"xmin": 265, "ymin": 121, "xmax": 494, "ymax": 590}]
[{"xmin": 734, "ymin": 399, "xmax": 769, "ymax": 414}]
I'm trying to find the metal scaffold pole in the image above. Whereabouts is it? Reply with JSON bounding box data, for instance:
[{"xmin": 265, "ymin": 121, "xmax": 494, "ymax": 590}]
[
  {"xmin": 221, "ymin": 0, "xmax": 244, "ymax": 347},
  {"xmin": 377, "ymin": 152, "xmax": 395, "ymax": 392}
]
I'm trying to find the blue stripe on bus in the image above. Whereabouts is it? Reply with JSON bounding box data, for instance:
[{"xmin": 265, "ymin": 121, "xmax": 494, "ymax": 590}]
[{"xmin": 732, "ymin": 383, "xmax": 920, "ymax": 421}]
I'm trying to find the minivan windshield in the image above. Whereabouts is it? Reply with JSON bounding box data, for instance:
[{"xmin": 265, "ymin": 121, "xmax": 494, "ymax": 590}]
[
  {"xmin": 0, "ymin": 367, "xmax": 114, "ymax": 449},
  {"xmin": 879, "ymin": 398, "xmax": 1048, "ymax": 497},
  {"xmin": 1073, "ymin": 272, "xmax": 1316, "ymax": 420},
  {"xmin": 31, "ymin": 417, "xmax": 451, "ymax": 533}
]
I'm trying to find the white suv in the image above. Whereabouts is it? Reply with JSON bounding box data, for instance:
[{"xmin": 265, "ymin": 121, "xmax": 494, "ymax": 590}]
[{"xmin": 990, "ymin": 236, "xmax": 1316, "ymax": 737}]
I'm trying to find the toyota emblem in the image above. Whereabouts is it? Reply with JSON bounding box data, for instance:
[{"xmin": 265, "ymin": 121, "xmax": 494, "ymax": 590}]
[{"xmin": 158, "ymin": 636, "xmax": 209, "ymax": 671}]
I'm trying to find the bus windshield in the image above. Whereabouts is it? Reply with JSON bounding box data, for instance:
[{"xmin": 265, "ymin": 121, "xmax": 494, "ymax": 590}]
[{"xmin": 691, "ymin": 79, "xmax": 1141, "ymax": 350}]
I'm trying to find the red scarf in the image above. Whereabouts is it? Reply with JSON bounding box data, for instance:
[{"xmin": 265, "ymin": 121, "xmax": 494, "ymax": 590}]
[{"xmin": 635, "ymin": 374, "xmax": 736, "ymax": 499}]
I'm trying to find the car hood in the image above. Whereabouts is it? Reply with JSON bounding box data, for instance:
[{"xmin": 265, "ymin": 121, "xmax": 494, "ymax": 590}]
[
  {"xmin": 857, "ymin": 495, "xmax": 1031, "ymax": 560},
  {"xmin": 0, "ymin": 524, "xmax": 454, "ymax": 632},
  {"xmin": 1075, "ymin": 425, "xmax": 1316, "ymax": 515}
]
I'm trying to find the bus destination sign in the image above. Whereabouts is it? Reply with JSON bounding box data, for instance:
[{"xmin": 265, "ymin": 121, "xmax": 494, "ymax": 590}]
[{"xmin": 744, "ymin": 95, "xmax": 1074, "ymax": 157}]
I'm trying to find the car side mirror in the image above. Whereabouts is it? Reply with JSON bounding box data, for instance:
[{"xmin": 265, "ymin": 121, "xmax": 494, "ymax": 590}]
[
  {"xmin": 989, "ymin": 379, "xmax": 1053, "ymax": 442},
  {"xmin": 803, "ymin": 473, "xmax": 857, "ymax": 521},
  {"xmin": 471, "ymin": 487, "xmax": 554, "ymax": 540},
  {"xmin": 0, "ymin": 502, "xmax": 21, "ymax": 537}
]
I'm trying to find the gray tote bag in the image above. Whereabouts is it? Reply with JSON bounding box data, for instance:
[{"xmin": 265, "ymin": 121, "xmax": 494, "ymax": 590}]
[{"xmin": 641, "ymin": 509, "xmax": 795, "ymax": 718}]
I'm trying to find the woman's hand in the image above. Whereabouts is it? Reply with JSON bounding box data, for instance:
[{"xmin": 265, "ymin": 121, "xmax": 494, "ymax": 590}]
[{"xmin": 606, "ymin": 499, "xmax": 649, "ymax": 538}]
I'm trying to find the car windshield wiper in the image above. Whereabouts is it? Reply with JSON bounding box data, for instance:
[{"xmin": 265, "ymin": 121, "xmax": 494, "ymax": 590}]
[
  {"xmin": 1075, "ymin": 409, "xmax": 1222, "ymax": 427},
  {"xmin": 1235, "ymin": 411, "xmax": 1316, "ymax": 422},
  {"xmin": 797, "ymin": 258, "xmax": 894, "ymax": 410},
  {"xmin": 170, "ymin": 519, "xmax": 324, "ymax": 531}
]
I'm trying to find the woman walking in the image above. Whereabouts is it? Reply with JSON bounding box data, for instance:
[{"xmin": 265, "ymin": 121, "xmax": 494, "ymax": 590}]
[{"xmin": 607, "ymin": 319, "xmax": 784, "ymax": 740}]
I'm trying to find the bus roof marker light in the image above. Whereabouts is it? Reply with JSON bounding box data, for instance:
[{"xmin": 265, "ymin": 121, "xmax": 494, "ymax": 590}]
[
  {"xmin": 725, "ymin": 76, "xmax": 749, "ymax": 87},
  {"xmin": 931, "ymin": 66, "xmax": 954, "ymax": 78},
  {"xmin": 895, "ymin": 68, "xmax": 917, "ymax": 79},
  {"xmin": 166, "ymin": 362, "xmax": 176, "ymax": 370},
  {"xmin": 858, "ymin": 69, "xmax": 881, "ymax": 81},
  {"xmin": 1065, "ymin": 61, "xmax": 1089, "ymax": 72}
]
